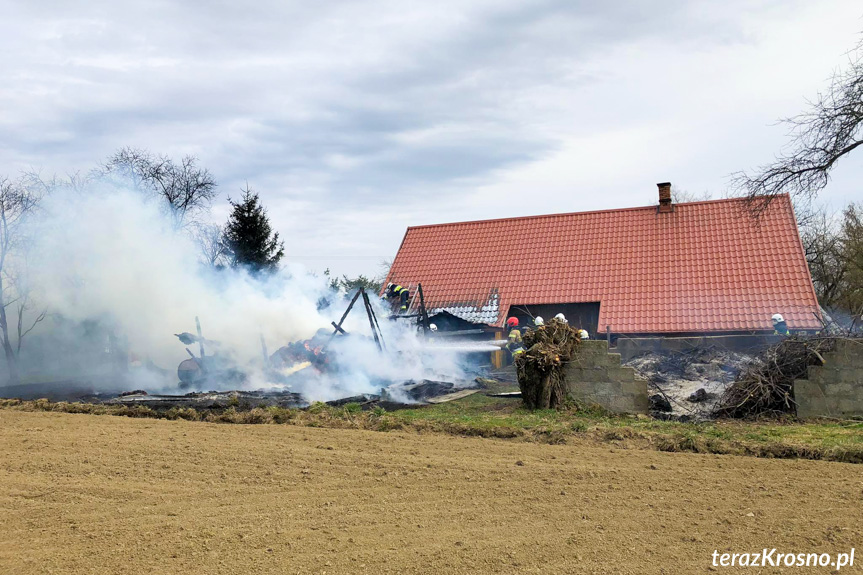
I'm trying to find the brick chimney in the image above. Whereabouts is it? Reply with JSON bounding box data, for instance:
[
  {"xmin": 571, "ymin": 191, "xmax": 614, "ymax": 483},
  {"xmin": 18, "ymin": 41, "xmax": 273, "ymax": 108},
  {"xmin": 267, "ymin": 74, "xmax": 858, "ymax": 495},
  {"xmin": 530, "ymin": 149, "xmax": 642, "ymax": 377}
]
[{"xmin": 657, "ymin": 182, "xmax": 673, "ymax": 213}]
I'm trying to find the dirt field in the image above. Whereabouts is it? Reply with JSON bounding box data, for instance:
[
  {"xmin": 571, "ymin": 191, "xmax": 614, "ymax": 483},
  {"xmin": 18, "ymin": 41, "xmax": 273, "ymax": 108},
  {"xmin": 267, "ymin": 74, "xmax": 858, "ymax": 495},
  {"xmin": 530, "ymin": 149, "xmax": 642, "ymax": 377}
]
[{"xmin": 1, "ymin": 411, "xmax": 861, "ymax": 574}]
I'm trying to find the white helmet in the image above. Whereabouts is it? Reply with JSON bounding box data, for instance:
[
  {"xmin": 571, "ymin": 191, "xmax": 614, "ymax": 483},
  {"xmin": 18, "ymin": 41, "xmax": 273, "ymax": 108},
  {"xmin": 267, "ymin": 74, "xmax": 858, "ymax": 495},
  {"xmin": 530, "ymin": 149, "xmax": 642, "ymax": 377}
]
[
  {"xmin": 534, "ymin": 316, "xmax": 544, "ymax": 326},
  {"xmin": 554, "ymin": 313, "xmax": 568, "ymax": 324},
  {"xmin": 771, "ymin": 313, "xmax": 785, "ymax": 324},
  {"xmin": 429, "ymin": 323, "xmax": 438, "ymax": 332},
  {"xmin": 578, "ymin": 329, "xmax": 589, "ymax": 339}
]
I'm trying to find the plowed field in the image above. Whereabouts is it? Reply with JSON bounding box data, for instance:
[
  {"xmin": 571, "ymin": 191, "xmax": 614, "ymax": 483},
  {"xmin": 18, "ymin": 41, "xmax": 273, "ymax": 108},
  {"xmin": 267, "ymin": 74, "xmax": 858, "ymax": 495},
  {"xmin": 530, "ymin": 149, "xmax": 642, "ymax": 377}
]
[{"xmin": 1, "ymin": 411, "xmax": 860, "ymax": 574}]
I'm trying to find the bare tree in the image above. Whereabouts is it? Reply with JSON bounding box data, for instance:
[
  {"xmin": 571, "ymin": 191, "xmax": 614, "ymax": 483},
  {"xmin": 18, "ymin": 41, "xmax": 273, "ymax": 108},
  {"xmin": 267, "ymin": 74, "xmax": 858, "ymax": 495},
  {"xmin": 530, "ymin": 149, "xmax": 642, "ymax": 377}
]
[
  {"xmin": 732, "ymin": 39, "xmax": 863, "ymax": 215},
  {"xmin": 670, "ymin": 187, "xmax": 713, "ymax": 203},
  {"xmin": 800, "ymin": 202, "xmax": 863, "ymax": 329},
  {"xmin": 0, "ymin": 177, "xmax": 45, "ymax": 384},
  {"xmin": 105, "ymin": 147, "xmax": 217, "ymax": 229},
  {"xmin": 837, "ymin": 204, "xmax": 863, "ymax": 329},
  {"xmin": 801, "ymin": 207, "xmax": 847, "ymax": 308},
  {"xmin": 192, "ymin": 222, "xmax": 227, "ymax": 269}
]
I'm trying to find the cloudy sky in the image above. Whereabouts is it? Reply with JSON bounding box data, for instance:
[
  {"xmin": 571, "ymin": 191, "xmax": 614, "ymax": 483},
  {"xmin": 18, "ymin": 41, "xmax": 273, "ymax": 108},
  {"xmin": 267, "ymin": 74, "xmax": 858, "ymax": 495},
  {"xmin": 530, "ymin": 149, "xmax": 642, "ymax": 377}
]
[{"xmin": 2, "ymin": 0, "xmax": 862, "ymax": 277}]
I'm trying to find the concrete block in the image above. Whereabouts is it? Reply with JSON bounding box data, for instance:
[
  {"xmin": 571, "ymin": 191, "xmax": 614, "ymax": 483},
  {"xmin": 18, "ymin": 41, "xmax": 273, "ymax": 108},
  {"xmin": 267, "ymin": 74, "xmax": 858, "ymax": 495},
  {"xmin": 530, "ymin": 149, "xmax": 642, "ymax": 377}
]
[
  {"xmin": 806, "ymin": 366, "xmax": 824, "ymax": 383},
  {"xmin": 833, "ymin": 340, "xmax": 863, "ymax": 362},
  {"xmin": 579, "ymin": 340, "xmax": 608, "ymax": 351},
  {"xmin": 564, "ymin": 366, "xmax": 583, "ymax": 380},
  {"xmin": 605, "ymin": 353, "xmax": 622, "ymax": 366},
  {"xmin": 606, "ymin": 367, "xmax": 635, "ymax": 382},
  {"xmin": 565, "ymin": 366, "xmax": 608, "ymax": 382},
  {"xmin": 601, "ymin": 380, "xmax": 622, "ymax": 394},
  {"xmin": 570, "ymin": 354, "xmax": 609, "ymax": 369},
  {"xmin": 794, "ymin": 378, "xmax": 823, "ymax": 397},
  {"xmin": 577, "ymin": 341, "xmax": 610, "ymax": 360},
  {"xmin": 566, "ymin": 380, "xmax": 605, "ymax": 398},
  {"xmin": 794, "ymin": 379, "xmax": 832, "ymax": 418},
  {"xmin": 795, "ymin": 398, "xmax": 830, "ymax": 419},
  {"xmin": 631, "ymin": 393, "xmax": 650, "ymax": 413},
  {"xmin": 817, "ymin": 367, "xmax": 863, "ymax": 385},
  {"xmin": 795, "ymin": 341, "xmax": 863, "ymax": 417},
  {"xmin": 605, "ymin": 396, "xmax": 633, "ymax": 413},
  {"xmin": 828, "ymin": 382, "xmax": 854, "ymax": 396},
  {"xmin": 569, "ymin": 390, "xmax": 596, "ymax": 402},
  {"xmin": 836, "ymin": 398, "xmax": 863, "ymax": 416},
  {"xmin": 617, "ymin": 381, "xmax": 642, "ymax": 397}
]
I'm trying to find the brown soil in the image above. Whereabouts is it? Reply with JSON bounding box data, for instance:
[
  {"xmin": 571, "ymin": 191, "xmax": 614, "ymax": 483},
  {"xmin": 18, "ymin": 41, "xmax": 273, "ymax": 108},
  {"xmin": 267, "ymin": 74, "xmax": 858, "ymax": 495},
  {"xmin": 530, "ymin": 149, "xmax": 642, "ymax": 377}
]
[{"xmin": 1, "ymin": 411, "xmax": 861, "ymax": 575}]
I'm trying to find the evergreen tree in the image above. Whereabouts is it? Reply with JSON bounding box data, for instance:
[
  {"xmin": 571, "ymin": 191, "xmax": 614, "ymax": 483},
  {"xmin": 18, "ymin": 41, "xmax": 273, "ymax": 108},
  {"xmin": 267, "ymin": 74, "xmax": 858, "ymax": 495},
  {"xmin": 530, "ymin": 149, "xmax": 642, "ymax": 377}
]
[{"xmin": 223, "ymin": 185, "xmax": 284, "ymax": 273}]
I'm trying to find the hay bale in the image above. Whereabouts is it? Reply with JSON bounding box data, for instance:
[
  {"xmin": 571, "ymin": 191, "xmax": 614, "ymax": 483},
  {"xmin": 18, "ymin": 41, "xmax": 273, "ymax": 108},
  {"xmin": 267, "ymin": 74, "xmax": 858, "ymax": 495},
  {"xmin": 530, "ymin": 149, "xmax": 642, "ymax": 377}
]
[
  {"xmin": 515, "ymin": 319, "xmax": 581, "ymax": 409},
  {"xmin": 713, "ymin": 336, "xmax": 836, "ymax": 418}
]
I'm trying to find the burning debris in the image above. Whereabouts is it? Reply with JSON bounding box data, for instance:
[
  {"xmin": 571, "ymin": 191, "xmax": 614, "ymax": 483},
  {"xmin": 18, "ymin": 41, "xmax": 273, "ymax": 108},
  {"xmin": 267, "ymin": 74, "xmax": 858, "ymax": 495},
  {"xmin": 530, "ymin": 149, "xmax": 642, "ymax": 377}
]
[{"xmin": 100, "ymin": 286, "xmax": 486, "ymax": 410}]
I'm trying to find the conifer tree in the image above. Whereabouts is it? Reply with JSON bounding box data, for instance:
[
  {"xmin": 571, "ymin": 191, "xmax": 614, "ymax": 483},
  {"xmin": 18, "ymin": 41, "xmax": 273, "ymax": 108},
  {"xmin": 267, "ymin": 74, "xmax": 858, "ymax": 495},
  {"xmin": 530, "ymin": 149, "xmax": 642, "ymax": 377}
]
[{"xmin": 223, "ymin": 185, "xmax": 284, "ymax": 273}]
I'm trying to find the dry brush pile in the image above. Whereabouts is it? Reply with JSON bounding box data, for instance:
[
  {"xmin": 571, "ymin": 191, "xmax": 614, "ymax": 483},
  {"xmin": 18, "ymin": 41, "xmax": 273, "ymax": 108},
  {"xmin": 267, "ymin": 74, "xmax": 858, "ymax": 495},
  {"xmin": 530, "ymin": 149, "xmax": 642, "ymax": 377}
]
[
  {"xmin": 515, "ymin": 319, "xmax": 581, "ymax": 409},
  {"xmin": 713, "ymin": 336, "xmax": 837, "ymax": 418}
]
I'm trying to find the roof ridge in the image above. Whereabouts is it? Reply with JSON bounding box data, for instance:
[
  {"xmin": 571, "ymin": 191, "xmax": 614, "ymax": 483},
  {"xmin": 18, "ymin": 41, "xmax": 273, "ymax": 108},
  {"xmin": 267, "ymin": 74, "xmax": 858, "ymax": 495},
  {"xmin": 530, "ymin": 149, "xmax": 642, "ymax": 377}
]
[{"xmin": 406, "ymin": 194, "xmax": 788, "ymax": 231}]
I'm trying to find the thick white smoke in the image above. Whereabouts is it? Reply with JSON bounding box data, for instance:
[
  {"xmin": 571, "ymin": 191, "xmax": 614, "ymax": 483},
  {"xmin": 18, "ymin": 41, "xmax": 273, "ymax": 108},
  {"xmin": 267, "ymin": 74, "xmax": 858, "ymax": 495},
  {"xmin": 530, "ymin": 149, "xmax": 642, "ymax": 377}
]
[{"xmin": 17, "ymin": 180, "xmax": 470, "ymax": 400}]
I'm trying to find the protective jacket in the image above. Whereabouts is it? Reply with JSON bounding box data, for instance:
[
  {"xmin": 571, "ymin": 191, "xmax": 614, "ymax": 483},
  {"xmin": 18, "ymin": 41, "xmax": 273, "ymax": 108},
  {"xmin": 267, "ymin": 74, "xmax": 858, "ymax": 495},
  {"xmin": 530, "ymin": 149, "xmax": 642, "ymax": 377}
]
[
  {"xmin": 387, "ymin": 284, "xmax": 410, "ymax": 311},
  {"xmin": 506, "ymin": 327, "xmax": 525, "ymax": 357}
]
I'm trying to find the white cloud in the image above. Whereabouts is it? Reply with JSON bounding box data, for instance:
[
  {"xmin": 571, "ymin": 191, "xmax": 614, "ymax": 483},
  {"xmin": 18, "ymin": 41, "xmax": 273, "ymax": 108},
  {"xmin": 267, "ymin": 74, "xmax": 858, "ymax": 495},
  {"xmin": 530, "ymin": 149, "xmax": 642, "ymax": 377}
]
[{"xmin": 1, "ymin": 0, "xmax": 861, "ymax": 276}]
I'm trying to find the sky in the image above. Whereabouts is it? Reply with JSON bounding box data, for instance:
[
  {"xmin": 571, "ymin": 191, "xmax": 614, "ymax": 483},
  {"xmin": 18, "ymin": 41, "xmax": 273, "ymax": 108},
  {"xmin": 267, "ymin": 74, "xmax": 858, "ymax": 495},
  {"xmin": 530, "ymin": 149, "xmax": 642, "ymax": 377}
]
[{"xmin": 1, "ymin": 0, "xmax": 862, "ymax": 278}]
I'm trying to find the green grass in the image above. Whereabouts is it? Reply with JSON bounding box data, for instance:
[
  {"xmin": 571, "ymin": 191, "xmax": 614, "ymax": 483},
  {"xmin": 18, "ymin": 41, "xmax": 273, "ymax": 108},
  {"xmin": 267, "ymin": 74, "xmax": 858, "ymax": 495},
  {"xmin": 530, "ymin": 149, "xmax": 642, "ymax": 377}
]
[{"xmin": 3, "ymin": 390, "xmax": 863, "ymax": 464}]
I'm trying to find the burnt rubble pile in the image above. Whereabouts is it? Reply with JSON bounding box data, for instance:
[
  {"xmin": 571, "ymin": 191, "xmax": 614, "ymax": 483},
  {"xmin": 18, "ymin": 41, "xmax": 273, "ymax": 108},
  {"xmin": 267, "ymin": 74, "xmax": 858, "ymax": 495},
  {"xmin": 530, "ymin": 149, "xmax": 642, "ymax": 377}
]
[
  {"xmin": 107, "ymin": 378, "xmax": 480, "ymax": 412},
  {"xmin": 625, "ymin": 346, "xmax": 756, "ymax": 418},
  {"xmin": 107, "ymin": 389, "xmax": 306, "ymax": 409}
]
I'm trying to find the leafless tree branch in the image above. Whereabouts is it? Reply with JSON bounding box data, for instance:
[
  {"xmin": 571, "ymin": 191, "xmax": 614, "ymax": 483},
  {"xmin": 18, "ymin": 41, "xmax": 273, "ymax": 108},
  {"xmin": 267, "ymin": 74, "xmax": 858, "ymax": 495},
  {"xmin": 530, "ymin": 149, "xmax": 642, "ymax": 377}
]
[
  {"xmin": 0, "ymin": 176, "xmax": 43, "ymax": 383},
  {"xmin": 105, "ymin": 147, "xmax": 217, "ymax": 229},
  {"xmin": 732, "ymin": 39, "xmax": 863, "ymax": 215}
]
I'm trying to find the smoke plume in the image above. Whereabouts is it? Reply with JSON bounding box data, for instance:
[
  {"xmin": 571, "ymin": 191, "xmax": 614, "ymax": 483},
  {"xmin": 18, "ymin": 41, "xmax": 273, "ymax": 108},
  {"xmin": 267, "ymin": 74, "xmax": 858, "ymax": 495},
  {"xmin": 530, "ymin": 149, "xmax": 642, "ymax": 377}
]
[{"xmin": 1, "ymin": 179, "xmax": 468, "ymax": 400}]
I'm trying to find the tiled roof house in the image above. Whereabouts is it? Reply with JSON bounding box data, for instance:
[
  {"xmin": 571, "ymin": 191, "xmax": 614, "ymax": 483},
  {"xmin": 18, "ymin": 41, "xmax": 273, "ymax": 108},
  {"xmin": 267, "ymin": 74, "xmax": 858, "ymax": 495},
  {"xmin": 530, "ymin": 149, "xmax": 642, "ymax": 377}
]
[{"xmin": 384, "ymin": 183, "xmax": 821, "ymax": 336}]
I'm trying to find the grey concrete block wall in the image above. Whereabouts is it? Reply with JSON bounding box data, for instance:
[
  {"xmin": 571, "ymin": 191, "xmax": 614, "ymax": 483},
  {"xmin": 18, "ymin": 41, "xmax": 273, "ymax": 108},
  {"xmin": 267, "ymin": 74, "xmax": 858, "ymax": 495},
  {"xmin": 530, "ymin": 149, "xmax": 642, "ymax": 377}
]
[
  {"xmin": 563, "ymin": 340, "xmax": 648, "ymax": 414},
  {"xmin": 615, "ymin": 335, "xmax": 787, "ymax": 361},
  {"xmin": 794, "ymin": 339, "xmax": 863, "ymax": 418}
]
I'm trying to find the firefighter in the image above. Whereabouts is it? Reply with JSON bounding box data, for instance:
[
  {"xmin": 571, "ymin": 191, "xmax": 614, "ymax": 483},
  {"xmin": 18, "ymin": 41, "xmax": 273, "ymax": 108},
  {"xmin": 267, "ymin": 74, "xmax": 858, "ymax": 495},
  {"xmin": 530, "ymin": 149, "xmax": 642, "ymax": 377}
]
[
  {"xmin": 505, "ymin": 317, "xmax": 525, "ymax": 360},
  {"xmin": 772, "ymin": 313, "xmax": 790, "ymax": 336},
  {"xmin": 385, "ymin": 283, "xmax": 410, "ymax": 312},
  {"xmin": 534, "ymin": 316, "xmax": 544, "ymax": 327}
]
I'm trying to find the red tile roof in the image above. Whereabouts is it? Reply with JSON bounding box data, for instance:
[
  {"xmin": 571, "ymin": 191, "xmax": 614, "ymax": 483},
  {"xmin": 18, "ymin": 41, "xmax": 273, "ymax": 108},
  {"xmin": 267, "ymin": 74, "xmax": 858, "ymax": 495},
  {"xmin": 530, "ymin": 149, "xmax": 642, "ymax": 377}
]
[{"xmin": 385, "ymin": 195, "xmax": 822, "ymax": 333}]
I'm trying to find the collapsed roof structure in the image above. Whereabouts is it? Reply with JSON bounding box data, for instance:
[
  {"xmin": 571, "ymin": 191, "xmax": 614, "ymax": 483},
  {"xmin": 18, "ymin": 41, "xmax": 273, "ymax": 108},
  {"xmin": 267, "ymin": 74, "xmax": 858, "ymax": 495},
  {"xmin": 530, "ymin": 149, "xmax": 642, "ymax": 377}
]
[{"xmin": 385, "ymin": 183, "xmax": 821, "ymax": 337}]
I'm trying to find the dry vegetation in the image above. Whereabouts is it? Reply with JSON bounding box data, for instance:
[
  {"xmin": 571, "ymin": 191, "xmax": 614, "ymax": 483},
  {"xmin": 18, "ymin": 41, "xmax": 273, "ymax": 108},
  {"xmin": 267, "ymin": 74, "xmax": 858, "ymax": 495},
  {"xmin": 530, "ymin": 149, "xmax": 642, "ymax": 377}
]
[
  {"xmin": 3, "ymin": 389, "xmax": 863, "ymax": 464},
  {"xmin": 714, "ymin": 337, "xmax": 837, "ymax": 418},
  {"xmin": 515, "ymin": 319, "xmax": 580, "ymax": 409}
]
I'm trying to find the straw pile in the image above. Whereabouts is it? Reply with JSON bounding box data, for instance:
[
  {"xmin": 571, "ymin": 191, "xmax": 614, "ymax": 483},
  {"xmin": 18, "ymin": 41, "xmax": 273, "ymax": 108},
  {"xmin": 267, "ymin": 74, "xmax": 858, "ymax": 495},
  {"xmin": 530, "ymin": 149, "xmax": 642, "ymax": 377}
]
[
  {"xmin": 515, "ymin": 319, "xmax": 581, "ymax": 409},
  {"xmin": 713, "ymin": 336, "xmax": 836, "ymax": 418}
]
